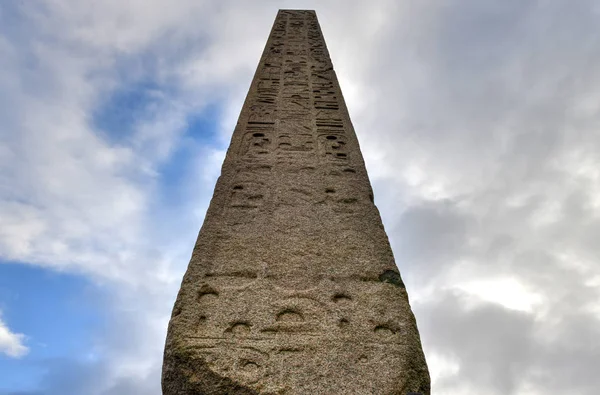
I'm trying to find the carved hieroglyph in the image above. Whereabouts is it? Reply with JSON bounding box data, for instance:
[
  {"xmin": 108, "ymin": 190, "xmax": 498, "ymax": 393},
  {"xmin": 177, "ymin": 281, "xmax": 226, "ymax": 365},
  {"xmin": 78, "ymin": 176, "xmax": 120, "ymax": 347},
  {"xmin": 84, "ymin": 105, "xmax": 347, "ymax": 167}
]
[{"xmin": 162, "ymin": 9, "xmax": 430, "ymax": 395}]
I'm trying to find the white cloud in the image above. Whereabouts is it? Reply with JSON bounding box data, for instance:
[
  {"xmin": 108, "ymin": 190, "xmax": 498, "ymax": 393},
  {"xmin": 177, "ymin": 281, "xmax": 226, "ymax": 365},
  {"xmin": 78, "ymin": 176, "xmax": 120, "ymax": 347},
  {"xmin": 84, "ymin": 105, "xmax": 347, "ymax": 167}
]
[
  {"xmin": 456, "ymin": 277, "xmax": 543, "ymax": 313},
  {"xmin": 2, "ymin": 0, "xmax": 600, "ymax": 394},
  {"xmin": 0, "ymin": 313, "xmax": 28, "ymax": 358}
]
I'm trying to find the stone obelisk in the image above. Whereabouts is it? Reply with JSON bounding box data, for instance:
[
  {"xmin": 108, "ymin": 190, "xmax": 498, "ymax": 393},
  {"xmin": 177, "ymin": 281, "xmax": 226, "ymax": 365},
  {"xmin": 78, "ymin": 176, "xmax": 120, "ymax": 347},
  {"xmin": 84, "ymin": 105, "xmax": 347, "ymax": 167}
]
[{"xmin": 163, "ymin": 9, "xmax": 430, "ymax": 394}]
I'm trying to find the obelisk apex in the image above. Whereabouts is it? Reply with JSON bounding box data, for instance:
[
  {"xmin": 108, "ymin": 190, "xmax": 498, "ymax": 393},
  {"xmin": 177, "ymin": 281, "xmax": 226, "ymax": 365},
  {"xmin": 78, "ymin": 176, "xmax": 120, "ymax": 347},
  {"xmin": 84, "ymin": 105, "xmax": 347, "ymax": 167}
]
[{"xmin": 162, "ymin": 10, "xmax": 430, "ymax": 394}]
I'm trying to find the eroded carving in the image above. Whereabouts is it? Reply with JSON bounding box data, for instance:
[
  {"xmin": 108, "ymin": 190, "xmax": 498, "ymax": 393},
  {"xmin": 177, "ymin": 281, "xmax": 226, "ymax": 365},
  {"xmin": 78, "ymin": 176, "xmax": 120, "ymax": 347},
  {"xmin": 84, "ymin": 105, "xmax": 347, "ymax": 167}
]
[
  {"xmin": 248, "ymin": 104, "xmax": 276, "ymax": 125},
  {"xmin": 240, "ymin": 126, "xmax": 273, "ymax": 161},
  {"xmin": 225, "ymin": 167, "xmax": 271, "ymax": 226},
  {"xmin": 226, "ymin": 322, "xmax": 252, "ymax": 336},
  {"xmin": 318, "ymin": 132, "xmax": 348, "ymax": 163},
  {"xmin": 230, "ymin": 182, "xmax": 265, "ymax": 209},
  {"xmin": 276, "ymin": 309, "xmax": 304, "ymax": 323},
  {"xmin": 332, "ymin": 293, "xmax": 352, "ymax": 303},
  {"xmin": 257, "ymin": 79, "xmax": 280, "ymax": 104},
  {"xmin": 198, "ymin": 284, "xmax": 219, "ymax": 301}
]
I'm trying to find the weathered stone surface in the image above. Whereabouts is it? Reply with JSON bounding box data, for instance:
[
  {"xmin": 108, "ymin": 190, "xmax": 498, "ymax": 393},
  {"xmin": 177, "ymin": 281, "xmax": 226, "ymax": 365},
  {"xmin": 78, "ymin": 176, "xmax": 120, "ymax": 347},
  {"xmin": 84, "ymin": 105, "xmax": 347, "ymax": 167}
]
[{"xmin": 162, "ymin": 9, "xmax": 430, "ymax": 394}]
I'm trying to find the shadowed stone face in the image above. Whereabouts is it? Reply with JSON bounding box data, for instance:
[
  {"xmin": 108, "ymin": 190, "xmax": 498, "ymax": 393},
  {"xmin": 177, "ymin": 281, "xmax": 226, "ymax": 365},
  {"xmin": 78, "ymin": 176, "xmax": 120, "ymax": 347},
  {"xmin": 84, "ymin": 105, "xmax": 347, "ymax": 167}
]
[{"xmin": 162, "ymin": 9, "xmax": 430, "ymax": 395}]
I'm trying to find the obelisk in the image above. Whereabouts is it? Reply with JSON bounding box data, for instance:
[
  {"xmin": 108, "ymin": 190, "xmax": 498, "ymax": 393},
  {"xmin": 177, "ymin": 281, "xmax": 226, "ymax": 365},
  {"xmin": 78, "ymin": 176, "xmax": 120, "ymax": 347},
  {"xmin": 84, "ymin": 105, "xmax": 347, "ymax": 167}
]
[{"xmin": 163, "ymin": 9, "xmax": 430, "ymax": 394}]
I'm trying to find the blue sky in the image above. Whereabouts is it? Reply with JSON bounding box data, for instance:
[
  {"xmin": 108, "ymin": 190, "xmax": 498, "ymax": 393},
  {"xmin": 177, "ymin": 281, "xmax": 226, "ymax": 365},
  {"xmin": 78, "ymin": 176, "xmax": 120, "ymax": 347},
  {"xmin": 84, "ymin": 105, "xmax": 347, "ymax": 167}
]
[
  {"xmin": 0, "ymin": 262, "xmax": 108, "ymax": 393},
  {"xmin": 0, "ymin": 263, "xmax": 104, "ymax": 393},
  {"xmin": 2, "ymin": 1, "xmax": 600, "ymax": 394}
]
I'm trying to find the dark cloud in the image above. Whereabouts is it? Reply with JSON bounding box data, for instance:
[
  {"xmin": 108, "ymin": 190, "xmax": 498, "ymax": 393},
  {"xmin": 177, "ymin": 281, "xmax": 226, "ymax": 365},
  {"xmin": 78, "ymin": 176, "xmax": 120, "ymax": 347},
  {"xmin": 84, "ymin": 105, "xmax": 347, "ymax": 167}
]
[
  {"xmin": 419, "ymin": 292, "xmax": 536, "ymax": 394},
  {"xmin": 390, "ymin": 200, "xmax": 471, "ymax": 281}
]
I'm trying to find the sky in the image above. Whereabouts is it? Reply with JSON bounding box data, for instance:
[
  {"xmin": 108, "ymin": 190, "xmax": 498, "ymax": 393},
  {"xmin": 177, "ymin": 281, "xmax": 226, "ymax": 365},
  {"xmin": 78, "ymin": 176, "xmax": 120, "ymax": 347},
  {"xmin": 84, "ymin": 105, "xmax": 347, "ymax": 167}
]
[{"xmin": 1, "ymin": 0, "xmax": 600, "ymax": 394}]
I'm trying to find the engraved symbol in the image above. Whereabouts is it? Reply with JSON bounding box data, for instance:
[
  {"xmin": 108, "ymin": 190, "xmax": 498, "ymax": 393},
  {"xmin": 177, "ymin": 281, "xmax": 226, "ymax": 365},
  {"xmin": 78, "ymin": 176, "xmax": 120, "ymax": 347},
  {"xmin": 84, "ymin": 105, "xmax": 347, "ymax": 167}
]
[
  {"xmin": 287, "ymin": 20, "xmax": 306, "ymax": 38},
  {"xmin": 288, "ymin": 95, "xmax": 310, "ymax": 111},
  {"xmin": 314, "ymin": 100, "xmax": 339, "ymax": 110},
  {"xmin": 313, "ymin": 81, "xmax": 339, "ymax": 110},
  {"xmin": 276, "ymin": 309, "xmax": 304, "ymax": 323},
  {"xmin": 240, "ymin": 360, "xmax": 258, "ymax": 374},
  {"xmin": 276, "ymin": 119, "xmax": 315, "ymax": 163},
  {"xmin": 233, "ymin": 348, "xmax": 268, "ymax": 384},
  {"xmin": 332, "ymin": 293, "xmax": 352, "ymax": 303},
  {"xmin": 257, "ymin": 79, "xmax": 280, "ymax": 104},
  {"xmin": 268, "ymin": 41, "xmax": 284, "ymax": 55},
  {"xmin": 283, "ymin": 61, "xmax": 309, "ymax": 84},
  {"xmin": 240, "ymin": 129, "xmax": 272, "ymax": 161},
  {"xmin": 316, "ymin": 116, "xmax": 344, "ymax": 129},
  {"xmin": 374, "ymin": 323, "xmax": 402, "ymax": 340},
  {"xmin": 230, "ymin": 182, "xmax": 265, "ymax": 209},
  {"xmin": 318, "ymin": 133, "xmax": 348, "ymax": 163},
  {"xmin": 225, "ymin": 322, "xmax": 252, "ymax": 336},
  {"xmin": 338, "ymin": 318, "xmax": 350, "ymax": 329},
  {"xmin": 283, "ymin": 85, "xmax": 310, "ymax": 110},
  {"xmin": 198, "ymin": 284, "xmax": 219, "ymax": 301},
  {"xmin": 196, "ymin": 285, "xmax": 219, "ymax": 325},
  {"xmin": 259, "ymin": 63, "xmax": 281, "ymax": 81},
  {"xmin": 311, "ymin": 68, "xmax": 334, "ymax": 82},
  {"xmin": 278, "ymin": 134, "xmax": 313, "ymax": 152},
  {"xmin": 225, "ymin": 167, "xmax": 271, "ymax": 225},
  {"xmin": 248, "ymin": 104, "xmax": 276, "ymax": 124}
]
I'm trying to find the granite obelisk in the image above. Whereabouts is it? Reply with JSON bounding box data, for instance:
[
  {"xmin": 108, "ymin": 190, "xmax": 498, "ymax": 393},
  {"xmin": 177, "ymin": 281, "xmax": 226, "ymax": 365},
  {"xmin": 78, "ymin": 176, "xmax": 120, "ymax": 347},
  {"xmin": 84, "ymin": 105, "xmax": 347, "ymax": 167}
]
[{"xmin": 163, "ymin": 10, "xmax": 430, "ymax": 394}]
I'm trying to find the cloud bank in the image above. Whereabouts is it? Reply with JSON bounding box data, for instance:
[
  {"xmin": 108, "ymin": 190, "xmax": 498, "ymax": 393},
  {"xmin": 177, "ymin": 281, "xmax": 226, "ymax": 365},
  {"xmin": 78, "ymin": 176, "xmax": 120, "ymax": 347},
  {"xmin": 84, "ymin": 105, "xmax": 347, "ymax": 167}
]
[{"xmin": 1, "ymin": 0, "xmax": 599, "ymax": 394}]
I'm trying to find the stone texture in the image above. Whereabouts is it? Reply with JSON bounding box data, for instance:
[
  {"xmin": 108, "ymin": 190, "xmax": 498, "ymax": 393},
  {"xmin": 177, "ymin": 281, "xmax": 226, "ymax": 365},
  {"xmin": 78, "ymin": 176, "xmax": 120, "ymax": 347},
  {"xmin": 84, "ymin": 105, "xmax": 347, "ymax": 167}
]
[{"xmin": 162, "ymin": 9, "xmax": 430, "ymax": 395}]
